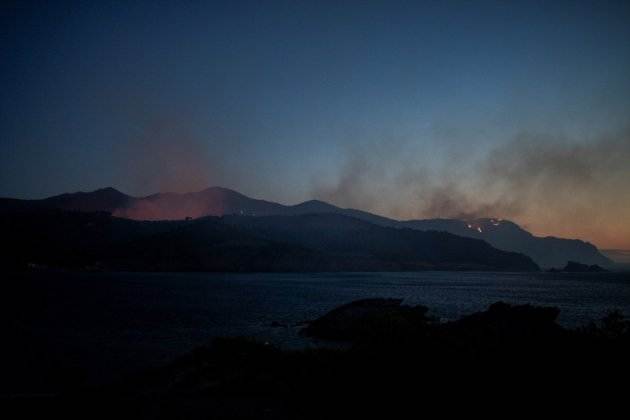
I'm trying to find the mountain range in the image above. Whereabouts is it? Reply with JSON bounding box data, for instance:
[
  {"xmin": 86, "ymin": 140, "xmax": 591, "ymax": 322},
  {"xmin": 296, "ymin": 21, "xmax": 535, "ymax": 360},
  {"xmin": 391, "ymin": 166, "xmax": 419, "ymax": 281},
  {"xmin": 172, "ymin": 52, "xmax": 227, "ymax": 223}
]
[
  {"xmin": 1, "ymin": 209, "xmax": 538, "ymax": 272},
  {"xmin": 0, "ymin": 186, "xmax": 612, "ymax": 268}
]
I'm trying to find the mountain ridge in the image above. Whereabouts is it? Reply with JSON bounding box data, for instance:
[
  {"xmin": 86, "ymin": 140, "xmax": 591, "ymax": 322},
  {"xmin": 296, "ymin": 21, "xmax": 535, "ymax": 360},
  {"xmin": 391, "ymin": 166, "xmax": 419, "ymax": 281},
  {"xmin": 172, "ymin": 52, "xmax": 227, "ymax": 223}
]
[
  {"xmin": 1, "ymin": 210, "xmax": 539, "ymax": 272},
  {"xmin": 0, "ymin": 186, "xmax": 612, "ymax": 268}
]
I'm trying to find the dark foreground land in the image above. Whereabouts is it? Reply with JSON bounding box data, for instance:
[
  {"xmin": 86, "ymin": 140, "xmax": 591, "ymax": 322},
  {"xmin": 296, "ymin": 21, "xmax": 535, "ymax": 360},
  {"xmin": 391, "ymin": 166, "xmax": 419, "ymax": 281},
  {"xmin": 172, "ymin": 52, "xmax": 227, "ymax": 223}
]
[{"xmin": 8, "ymin": 299, "xmax": 630, "ymax": 419}]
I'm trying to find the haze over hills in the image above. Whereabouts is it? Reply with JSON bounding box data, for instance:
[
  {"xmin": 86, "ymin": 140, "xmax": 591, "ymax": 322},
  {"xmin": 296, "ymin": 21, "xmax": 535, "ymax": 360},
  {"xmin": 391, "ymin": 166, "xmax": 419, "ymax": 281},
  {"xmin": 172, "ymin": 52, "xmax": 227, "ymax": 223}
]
[{"xmin": 0, "ymin": 186, "xmax": 612, "ymax": 268}]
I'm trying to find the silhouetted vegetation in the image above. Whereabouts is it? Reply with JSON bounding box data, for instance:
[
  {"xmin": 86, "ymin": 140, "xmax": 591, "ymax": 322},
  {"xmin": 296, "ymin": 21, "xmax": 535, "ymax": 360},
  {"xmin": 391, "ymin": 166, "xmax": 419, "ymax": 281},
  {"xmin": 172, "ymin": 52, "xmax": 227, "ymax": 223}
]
[{"xmin": 9, "ymin": 300, "xmax": 628, "ymax": 419}]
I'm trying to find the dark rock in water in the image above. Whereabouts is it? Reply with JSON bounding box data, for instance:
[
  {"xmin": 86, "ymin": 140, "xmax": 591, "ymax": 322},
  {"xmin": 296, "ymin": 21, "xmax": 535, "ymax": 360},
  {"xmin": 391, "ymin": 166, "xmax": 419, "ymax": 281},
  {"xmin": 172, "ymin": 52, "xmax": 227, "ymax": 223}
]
[
  {"xmin": 549, "ymin": 261, "xmax": 608, "ymax": 272},
  {"xmin": 445, "ymin": 301, "xmax": 562, "ymax": 345},
  {"xmin": 304, "ymin": 299, "xmax": 564, "ymax": 349},
  {"xmin": 302, "ymin": 298, "xmax": 430, "ymax": 341}
]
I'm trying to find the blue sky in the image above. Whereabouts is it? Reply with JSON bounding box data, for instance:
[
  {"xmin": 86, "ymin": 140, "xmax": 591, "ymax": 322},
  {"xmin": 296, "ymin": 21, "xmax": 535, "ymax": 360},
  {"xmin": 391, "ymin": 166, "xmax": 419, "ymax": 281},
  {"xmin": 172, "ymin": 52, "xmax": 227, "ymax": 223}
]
[{"xmin": 1, "ymin": 1, "xmax": 629, "ymax": 246}]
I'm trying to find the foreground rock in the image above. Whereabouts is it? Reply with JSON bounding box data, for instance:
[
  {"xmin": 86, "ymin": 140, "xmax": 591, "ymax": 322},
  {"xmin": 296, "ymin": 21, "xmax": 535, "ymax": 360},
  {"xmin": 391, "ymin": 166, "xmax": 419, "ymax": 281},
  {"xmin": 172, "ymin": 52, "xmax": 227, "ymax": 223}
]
[
  {"xmin": 8, "ymin": 300, "xmax": 629, "ymax": 419},
  {"xmin": 302, "ymin": 298, "xmax": 430, "ymax": 341}
]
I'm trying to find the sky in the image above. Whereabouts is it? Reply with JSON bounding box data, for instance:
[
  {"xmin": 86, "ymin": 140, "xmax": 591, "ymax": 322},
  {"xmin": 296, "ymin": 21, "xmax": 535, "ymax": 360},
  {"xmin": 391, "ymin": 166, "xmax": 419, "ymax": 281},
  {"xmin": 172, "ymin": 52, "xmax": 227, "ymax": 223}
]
[{"xmin": 1, "ymin": 0, "xmax": 629, "ymax": 249}]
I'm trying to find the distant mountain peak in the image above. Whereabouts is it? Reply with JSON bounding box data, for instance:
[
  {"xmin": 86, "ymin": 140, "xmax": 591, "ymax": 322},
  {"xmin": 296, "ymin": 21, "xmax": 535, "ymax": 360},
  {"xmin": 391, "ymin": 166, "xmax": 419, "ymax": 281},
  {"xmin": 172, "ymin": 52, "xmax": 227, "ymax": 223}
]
[
  {"xmin": 42, "ymin": 186, "xmax": 131, "ymax": 213},
  {"xmin": 98, "ymin": 186, "xmax": 122, "ymax": 193},
  {"xmin": 199, "ymin": 186, "xmax": 239, "ymax": 194},
  {"xmin": 293, "ymin": 199, "xmax": 339, "ymax": 211},
  {"xmin": 300, "ymin": 199, "xmax": 329, "ymax": 205},
  {"xmin": 94, "ymin": 186, "xmax": 129, "ymax": 197},
  {"xmin": 50, "ymin": 186, "xmax": 129, "ymax": 200}
]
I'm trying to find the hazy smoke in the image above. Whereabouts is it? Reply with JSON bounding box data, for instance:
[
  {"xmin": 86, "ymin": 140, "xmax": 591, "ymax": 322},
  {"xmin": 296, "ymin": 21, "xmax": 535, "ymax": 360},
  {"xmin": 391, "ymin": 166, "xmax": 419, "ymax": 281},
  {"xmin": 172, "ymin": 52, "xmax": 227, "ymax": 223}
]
[
  {"xmin": 313, "ymin": 128, "xmax": 630, "ymax": 248},
  {"xmin": 123, "ymin": 116, "xmax": 215, "ymax": 195},
  {"xmin": 312, "ymin": 153, "xmax": 380, "ymax": 212},
  {"xmin": 109, "ymin": 82, "xmax": 242, "ymax": 197}
]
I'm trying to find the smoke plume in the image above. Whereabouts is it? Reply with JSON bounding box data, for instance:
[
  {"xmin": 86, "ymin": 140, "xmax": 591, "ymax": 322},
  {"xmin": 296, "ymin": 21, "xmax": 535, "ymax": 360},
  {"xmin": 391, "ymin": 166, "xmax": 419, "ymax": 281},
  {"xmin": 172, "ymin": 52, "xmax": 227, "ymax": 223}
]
[
  {"xmin": 313, "ymin": 128, "xmax": 630, "ymax": 248},
  {"xmin": 123, "ymin": 115, "xmax": 215, "ymax": 195}
]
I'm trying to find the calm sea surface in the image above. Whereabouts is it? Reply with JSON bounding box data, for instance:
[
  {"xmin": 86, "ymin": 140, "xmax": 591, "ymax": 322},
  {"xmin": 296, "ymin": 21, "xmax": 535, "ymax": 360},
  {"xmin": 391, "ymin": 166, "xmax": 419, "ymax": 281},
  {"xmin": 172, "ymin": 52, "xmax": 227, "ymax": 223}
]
[{"xmin": 2, "ymin": 271, "xmax": 629, "ymax": 393}]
